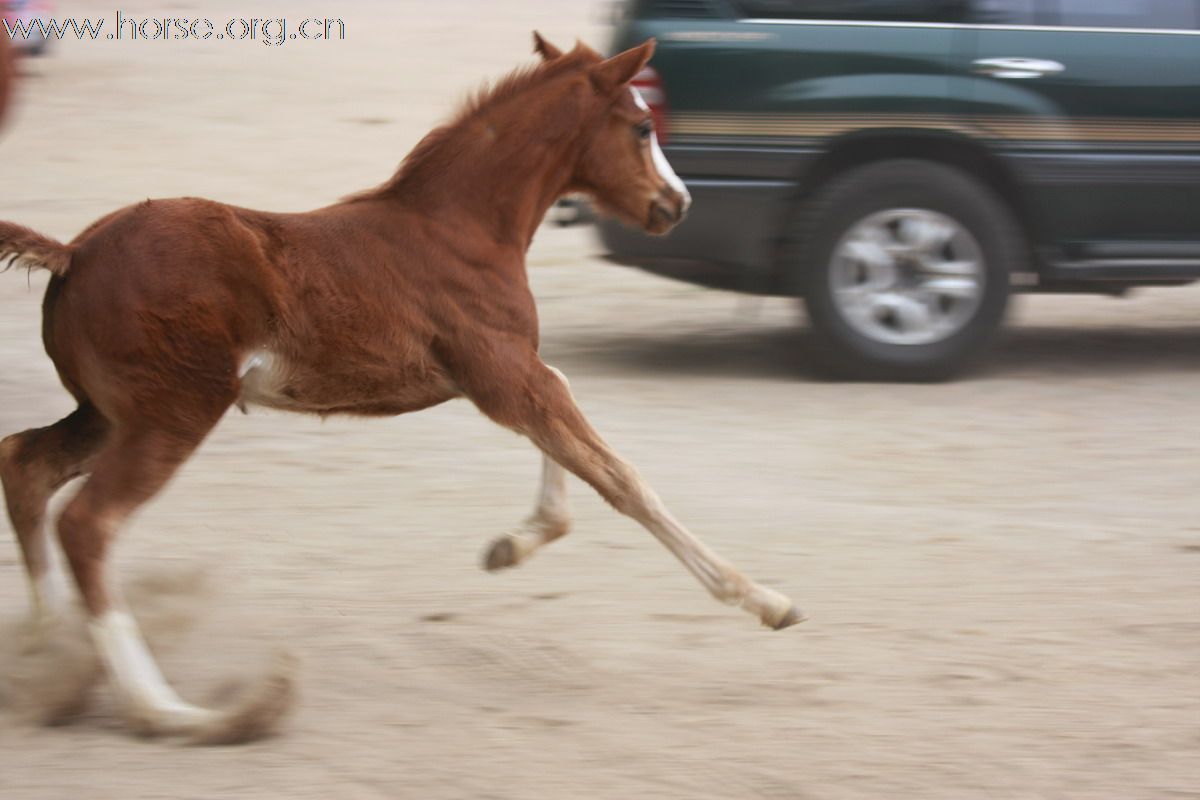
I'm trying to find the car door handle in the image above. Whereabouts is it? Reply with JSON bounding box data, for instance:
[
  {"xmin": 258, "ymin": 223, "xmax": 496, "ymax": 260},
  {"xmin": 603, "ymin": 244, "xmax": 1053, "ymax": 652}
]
[{"xmin": 972, "ymin": 57, "xmax": 1065, "ymax": 79}]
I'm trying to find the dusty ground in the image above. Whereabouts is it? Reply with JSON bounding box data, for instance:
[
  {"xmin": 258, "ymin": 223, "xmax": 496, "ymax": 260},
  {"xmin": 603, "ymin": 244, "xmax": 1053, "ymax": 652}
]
[{"xmin": 1, "ymin": 2, "xmax": 1198, "ymax": 798}]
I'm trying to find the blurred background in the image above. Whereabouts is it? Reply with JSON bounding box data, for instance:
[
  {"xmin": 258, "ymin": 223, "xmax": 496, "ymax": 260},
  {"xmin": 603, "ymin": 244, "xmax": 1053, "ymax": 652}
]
[{"xmin": 1, "ymin": 2, "xmax": 1197, "ymax": 798}]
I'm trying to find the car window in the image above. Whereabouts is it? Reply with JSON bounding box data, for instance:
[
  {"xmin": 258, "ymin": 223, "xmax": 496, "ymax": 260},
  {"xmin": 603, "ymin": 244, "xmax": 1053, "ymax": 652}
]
[
  {"xmin": 1046, "ymin": 0, "xmax": 1199, "ymax": 30},
  {"xmin": 971, "ymin": 0, "xmax": 1043, "ymax": 24},
  {"xmin": 733, "ymin": 1, "xmax": 970, "ymax": 23}
]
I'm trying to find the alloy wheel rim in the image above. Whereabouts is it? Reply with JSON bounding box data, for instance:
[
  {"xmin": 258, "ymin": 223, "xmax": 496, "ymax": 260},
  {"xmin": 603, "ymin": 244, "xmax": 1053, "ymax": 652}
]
[{"xmin": 829, "ymin": 208, "xmax": 986, "ymax": 346}]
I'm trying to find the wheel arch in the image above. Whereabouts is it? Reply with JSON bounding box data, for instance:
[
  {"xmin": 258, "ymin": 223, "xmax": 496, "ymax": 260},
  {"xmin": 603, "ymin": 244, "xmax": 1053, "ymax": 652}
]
[{"xmin": 774, "ymin": 130, "xmax": 1036, "ymax": 294}]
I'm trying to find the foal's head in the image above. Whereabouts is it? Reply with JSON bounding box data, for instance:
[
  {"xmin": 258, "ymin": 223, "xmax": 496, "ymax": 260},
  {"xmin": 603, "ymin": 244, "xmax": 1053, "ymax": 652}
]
[{"xmin": 536, "ymin": 34, "xmax": 691, "ymax": 236}]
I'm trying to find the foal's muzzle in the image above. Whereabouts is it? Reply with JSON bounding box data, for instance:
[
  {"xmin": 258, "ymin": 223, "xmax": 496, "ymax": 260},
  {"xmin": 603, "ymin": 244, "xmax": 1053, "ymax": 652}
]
[{"xmin": 647, "ymin": 188, "xmax": 689, "ymax": 235}]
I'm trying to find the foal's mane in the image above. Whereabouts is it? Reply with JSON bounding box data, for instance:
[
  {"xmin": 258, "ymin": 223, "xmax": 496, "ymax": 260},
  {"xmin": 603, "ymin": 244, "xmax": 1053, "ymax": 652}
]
[{"xmin": 350, "ymin": 46, "xmax": 599, "ymax": 202}]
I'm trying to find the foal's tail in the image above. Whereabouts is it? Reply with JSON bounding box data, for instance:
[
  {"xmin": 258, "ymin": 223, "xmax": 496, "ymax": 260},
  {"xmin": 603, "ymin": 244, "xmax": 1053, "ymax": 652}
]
[{"xmin": 0, "ymin": 221, "xmax": 72, "ymax": 277}]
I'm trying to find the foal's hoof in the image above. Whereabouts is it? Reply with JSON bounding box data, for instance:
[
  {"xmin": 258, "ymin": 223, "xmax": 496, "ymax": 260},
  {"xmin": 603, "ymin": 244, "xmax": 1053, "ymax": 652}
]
[
  {"xmin": 770, "ymin": 605, "xmax": 807, "ymax": 631},
  {"xmin": 483, "ymin": 536, "xmax": 520, "ymax": 572},
  {"xmin": 189, "ymin": 650, "xmax": 298, "ymax": 746}
]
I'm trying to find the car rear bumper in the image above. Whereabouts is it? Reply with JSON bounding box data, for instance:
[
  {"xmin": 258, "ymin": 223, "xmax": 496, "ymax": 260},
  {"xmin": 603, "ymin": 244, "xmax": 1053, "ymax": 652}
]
[{"xmin": 596, "ymin": 177, "xmax": 798, "ymax": 295}]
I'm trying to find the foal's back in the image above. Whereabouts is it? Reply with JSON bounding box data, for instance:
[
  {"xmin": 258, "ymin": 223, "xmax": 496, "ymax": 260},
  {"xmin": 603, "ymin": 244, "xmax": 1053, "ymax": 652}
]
[{"xmin": 44, "ymin": 195, "xmax": 496, "ymax": 422}]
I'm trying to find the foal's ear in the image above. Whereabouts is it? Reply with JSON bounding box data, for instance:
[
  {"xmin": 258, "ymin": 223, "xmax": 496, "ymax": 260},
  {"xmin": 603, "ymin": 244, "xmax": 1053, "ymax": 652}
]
[
  {"xmin": 533, "ymin": 31, "xmax": 564, "ymax": 61},
  {"xmin": 588, "ymin": 39, "xmax": 656, "ymax": 95}
]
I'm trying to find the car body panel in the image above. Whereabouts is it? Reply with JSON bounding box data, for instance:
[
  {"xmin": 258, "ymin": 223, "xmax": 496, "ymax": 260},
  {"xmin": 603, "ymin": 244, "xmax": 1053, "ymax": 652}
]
[
  {"xmin": 967, "ymin": 25, "xmax": 1200, "ymax": 249},
  {"xmin": 600, "ymin": 176, "xmax": 799, "ymax": 291}
]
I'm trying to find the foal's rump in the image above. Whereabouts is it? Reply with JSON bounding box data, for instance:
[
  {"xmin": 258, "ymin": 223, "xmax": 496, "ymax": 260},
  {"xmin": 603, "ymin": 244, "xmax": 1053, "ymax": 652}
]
[
  {"xmin": 24, "ymin": 198, "xmax": 281, "ymax": 423},
  {"xmin": 7, "ymin": 195, "xmax": 458, "ymax": 422}
]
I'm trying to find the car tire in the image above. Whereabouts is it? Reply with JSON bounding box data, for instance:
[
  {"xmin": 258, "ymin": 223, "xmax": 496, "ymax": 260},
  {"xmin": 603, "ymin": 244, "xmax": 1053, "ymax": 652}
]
[{"xmin": 794, "ymin": 159, "xmax": 1023, "ymax": 381}]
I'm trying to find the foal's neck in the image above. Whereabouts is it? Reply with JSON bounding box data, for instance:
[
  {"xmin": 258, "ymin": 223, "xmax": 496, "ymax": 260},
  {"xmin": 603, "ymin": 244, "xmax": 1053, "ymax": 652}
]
[
  {"xmin": 370, "ymin": 83, "xmax": 588, "ymax": 255},
  {"xmin": 452, "ymin": 122, "xmax": 579, "ymax": 250}
]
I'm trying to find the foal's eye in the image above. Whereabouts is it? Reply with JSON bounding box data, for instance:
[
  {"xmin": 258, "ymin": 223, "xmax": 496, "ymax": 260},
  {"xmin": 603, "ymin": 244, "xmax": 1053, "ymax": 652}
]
[{"xmin": 636, "ymin": 120, "xmax": 654, "ymax": 141}]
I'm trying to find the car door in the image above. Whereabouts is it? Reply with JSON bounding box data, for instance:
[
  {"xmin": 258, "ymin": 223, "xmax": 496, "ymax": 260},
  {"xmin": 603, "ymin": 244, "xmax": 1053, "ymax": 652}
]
[
  {"xmin": 966, "ymin": 0, "xmax": 1200, "ymax": 262},
  {"xmin": 674, "ymin": 1, "xmax": 963, "ymax": 140}
]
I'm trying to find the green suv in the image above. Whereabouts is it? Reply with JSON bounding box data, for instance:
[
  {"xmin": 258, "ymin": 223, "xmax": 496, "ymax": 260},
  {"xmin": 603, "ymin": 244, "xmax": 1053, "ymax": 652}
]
[{"xmin": 599, "ymin": 0, "xmax": 1200, "ymax": 379}]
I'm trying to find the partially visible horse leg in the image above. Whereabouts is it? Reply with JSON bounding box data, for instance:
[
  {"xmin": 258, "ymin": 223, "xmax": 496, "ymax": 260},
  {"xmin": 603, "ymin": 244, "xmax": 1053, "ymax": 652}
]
[
  {"xmin": 483, "ymin": 367, "xmax": 571, "ymax": 571},
  {"xmin": 467, "ymin": 358, "xmax": 802, "ymax": 630},
  {"xmin": 1, "ymin": 406, "xmax": 110, "ymax": 623},
  {"xmin": 483, "ymin": 451, "xmax": 570, "ymax": 570},
  {"xmin": 57, "ymin": 419, "xmax": 294, "ymax": 742}
]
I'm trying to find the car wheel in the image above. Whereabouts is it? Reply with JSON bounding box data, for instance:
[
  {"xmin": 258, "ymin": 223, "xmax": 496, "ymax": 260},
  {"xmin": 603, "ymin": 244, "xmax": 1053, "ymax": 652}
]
[{"xmin": 795, "ymin": 160, "xmax": 1023, "ymax": 381}]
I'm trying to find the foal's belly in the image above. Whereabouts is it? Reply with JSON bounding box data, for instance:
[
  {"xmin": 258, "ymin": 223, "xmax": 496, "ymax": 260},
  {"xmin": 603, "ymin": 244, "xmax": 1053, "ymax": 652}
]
[{"xmin": 237, "ymin": 349, "xmax": 460, "ymax": 416}]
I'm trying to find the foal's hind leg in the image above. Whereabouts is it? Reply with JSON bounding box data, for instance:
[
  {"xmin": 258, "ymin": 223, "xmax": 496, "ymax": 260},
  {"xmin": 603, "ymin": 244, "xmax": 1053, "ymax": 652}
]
[
  {"xmin": 58, "ymin": 422, "xmax": 294, "ymax": 742},
  {"xmin": 484, "ymin": 368, "xmax": 571, "ymax": 571},
  {"xmin": 0, "ymin": 406, "xmax": 109, "ymax": 622},
  {"xmin": 466, "ymin": 358, "xmax": 801, "ymax": 630}
]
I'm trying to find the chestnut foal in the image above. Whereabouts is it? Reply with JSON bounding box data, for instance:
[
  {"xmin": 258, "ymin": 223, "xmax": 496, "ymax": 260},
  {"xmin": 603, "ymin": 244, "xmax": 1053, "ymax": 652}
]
[{"xmin": 0, "ymin": 35, "xmax": 800, "ymax": 743}]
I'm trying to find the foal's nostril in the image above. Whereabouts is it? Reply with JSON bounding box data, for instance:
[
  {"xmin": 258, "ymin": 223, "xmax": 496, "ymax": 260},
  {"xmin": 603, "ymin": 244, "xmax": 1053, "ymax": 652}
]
[
  {"xmin": 648, "ymin": 187, "xmax": 689, "ymax": 231},
  {"xmin": 655, "ymin": 189, "xmax": 688, "ymax": 224}
]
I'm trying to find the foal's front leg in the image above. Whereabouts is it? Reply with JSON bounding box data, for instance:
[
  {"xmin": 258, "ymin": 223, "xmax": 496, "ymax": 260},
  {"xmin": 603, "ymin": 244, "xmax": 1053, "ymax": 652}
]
[
  {"xmin": 483, "ymin": 367, "xmax": 571, "ymax": 571},
  {"xmin": 484, "ymin": 452, "xmax": 570, "ymax": 570},
  {"xmin": 468, "ymin": 358, "xmax": 802, "ymax": 630}
]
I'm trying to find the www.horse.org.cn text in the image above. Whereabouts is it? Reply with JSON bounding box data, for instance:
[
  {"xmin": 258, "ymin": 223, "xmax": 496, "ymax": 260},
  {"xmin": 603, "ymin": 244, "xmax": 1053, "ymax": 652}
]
[{"xmin": 2, "ymin": 13, "xmax": 347, "ymax": 47}]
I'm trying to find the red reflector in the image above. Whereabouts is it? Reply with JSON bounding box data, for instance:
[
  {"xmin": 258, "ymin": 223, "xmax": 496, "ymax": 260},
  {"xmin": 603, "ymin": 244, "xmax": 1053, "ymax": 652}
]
[{"xmin": 631, "ymin": 66, "xmax": 670, "ymax": 145}]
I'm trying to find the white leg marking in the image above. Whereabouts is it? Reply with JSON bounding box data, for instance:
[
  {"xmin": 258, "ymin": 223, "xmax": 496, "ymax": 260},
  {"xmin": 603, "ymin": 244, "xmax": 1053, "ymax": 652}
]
[
  {"xmin": 535, "ymin": 454, "xmax": 569, "ymax": 525},
  {"xmin": 489, "ymin": 453, "xmax": 571, "ymax": 568},
  {"xmin": 89, "ymin": 611, "xmax": 215, "ymax": 728},
  {"xmin": 489, "ymin": 369, "xmax": 573, "ymax": 568},
  {"xmin": 31, "ymin": 570, "xmax": 70, "ymax": 621},
  {"xmin": 630, "ymin": 87, "xmax": 692, "ymax": 210},
  {"xmin": 26, "ymin": 535, "xmax": 69, "ymax": 622},
  {"xmin": 531, "ymin": 368, "xmax": 572, "ymax": 539},
  {"xmin": 492, "ymin": 453, "xmax": 571, "ymax": 566},
  {"xmin": 621, "ymin": 474, "xmax": 796, "ymax": 627}
]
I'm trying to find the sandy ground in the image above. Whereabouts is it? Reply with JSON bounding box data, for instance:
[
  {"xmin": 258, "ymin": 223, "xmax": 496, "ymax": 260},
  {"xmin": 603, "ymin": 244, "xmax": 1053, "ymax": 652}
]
[{"xmin": 1, "ymin": 2, "xmax": 1198, "ymax": 798}]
